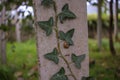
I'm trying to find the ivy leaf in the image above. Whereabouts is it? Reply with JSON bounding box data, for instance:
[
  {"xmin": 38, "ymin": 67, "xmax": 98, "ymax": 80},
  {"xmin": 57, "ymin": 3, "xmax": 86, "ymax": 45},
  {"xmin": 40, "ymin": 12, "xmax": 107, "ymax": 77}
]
[
  {"xmin": 58, "ymin": 31, "xmax": 66, "ymax": 40},
  {"xmin": 49, "ymin": 17, "xmax": 54, "ymax": 26},
  {"xmin": 44, "ymin": 48, "xmax": 59, "ymax": 64},
  {"xmin": 41, "ymin": 0, "xmax": 54, "ymax": 7},
  {"xmin": 59, "ymin": 28, "xmax": 75, "ymax": 45},
  {"xmin": 65, "ymin": 38, "xmax": 73, "ymax": 45},
  {"xmin": 50, "ymin": 67, "xmax": 68, "ymax": 80},
  {"xmin": 66, "ymin": 29, "xmax": 74, "ymax": 39},
  {"xmin": 46, "ymin": 27, "xmax": 52, "ymax": 36},
  {"xmin": 82, "ymin": 76, "xmax": 95, "ymax": 80},
  {"xmin": 62, "ymin": 4, "xmax": 69, "ymax": 11},
  {"xmin": 71, "ymin": 54, "xmax": 86, "ymax": 69},
  {"xmin": 38, "ymin": 17, "xmax": 54, "ymax": 36},
  {"xmin": 65, "ymin": 29, "xmax": 74, "ymax": 45},
  {"xmin": 59, "ymin": 11, "xmax": 76, "ymax": 24},
  {"xmin": 58, "ymin": 4, "xmax": 76, "ymax": 23}
]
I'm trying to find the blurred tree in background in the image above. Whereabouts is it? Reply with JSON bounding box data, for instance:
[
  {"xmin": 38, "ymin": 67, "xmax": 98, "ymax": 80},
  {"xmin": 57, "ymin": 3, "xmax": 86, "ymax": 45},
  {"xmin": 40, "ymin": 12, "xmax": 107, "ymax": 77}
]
[{"xmin": 0, "ymin": 0, "xmax": 33, "ymax": 64}]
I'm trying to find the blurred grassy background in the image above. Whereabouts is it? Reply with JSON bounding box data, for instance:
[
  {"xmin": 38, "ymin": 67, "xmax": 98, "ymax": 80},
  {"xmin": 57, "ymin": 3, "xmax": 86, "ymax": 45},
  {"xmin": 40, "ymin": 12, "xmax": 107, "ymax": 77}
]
[{"xmin": 0, "ymin": 38, "xmax": 119, "ymax": 80}]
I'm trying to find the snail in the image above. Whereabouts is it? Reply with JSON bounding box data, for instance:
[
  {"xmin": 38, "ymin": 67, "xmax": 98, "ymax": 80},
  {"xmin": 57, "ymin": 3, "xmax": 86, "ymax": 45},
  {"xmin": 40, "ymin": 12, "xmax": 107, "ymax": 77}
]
[{"xmin": 63, "ymin": 41, "xmax": 69, "ymax": 49}]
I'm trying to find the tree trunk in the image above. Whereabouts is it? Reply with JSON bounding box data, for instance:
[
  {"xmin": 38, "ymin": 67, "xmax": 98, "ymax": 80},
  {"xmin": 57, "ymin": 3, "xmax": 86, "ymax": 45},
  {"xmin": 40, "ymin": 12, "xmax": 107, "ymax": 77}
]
[
  {"xmin": 0, "ymin": 31, "xmax": 7, "ymax": 64},
  {"xmin": 113, "ymin": 0, "xmax": 118, "ymax": 41},
  {"xmin": 33, "ymin": 0, "xmax": 89, "ymax": 80},
  {"xmin": 0, "ymin": 6, "xmax": 7, "ymax": 64},
  {"xmin": 109, "ymin": 0, "xmax": 116, "ymax": 56},
  {"xmin": 97, "ymin": 0, "xmax": 102, "ymax": 51},
  {"xmin": 12, "ymin": 11, "xmax": 21, "ymax": 42},
  {"xmin": 16, "ymin": 20, "xmax": 21, "ymax": 42}
]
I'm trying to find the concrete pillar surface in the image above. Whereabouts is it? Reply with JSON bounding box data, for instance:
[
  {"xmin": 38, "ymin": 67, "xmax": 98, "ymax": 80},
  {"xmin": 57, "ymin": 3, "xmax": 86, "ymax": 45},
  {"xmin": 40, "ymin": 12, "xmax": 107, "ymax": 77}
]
[{"xmin": 33, "ymin": 0, "xmax": 89, "ymax": 80}]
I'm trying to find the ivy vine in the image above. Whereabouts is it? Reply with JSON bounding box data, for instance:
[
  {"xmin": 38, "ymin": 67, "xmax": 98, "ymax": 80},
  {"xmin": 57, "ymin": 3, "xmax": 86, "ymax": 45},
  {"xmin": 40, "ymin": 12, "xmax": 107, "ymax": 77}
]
[{"xmin": 37, "ymin": 0, "xmax": 86, "ymax": 80}]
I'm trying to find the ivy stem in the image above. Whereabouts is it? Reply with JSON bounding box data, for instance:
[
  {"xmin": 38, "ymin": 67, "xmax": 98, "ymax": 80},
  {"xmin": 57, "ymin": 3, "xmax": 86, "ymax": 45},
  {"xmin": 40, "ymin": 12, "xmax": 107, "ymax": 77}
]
[{"xmin": 53, "ymin": 1, "xmax": 77, "ymax": 80}]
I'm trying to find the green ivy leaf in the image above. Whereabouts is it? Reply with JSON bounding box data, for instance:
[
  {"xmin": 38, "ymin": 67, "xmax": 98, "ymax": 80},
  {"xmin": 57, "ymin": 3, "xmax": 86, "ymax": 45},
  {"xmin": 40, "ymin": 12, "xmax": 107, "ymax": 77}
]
[
  {"xmin": 58, "ymin": 31, "xmax": 66, "ymax": 40},
  {"xmin": 71, "ymin": 54, "xmax": 86, "ymax": 69},
  {"xmin": 82, "ymin": 76, "xmax": 95, "ymax": 80},
  {"xmin": 38, "ymin": 17, "xmax": 54, "ymax": 36},
  {"xmin": 65, "ymin": 29, "xmax": 74, "ymax": 45},
  {"xmin": 50, "ymin": 67, "xmax": 68, "ymax": 80},
  {"xmin": 59, "ymin": 29, "xmax": 74, "ymax": 45},
  {"xmin": 44, "ymin": 48, "xmax": 59, "ymax": 64},
  {"xmin": 41, "ymin": 0, "xmax": 54, "ymax": 7},
  {"xmin": 65, "ymin": 38, "xmax": 73, "ymax": 45},
  {"xmin": 62, "ymin": 4, "xmax": 69, "ymax": 11},
  {"xmin": 66, "ymin": 29, "xmax": 74, "ymax": 39},
  {"xmin": 58, "ymin": 3, "xmax": 76, "ymax": 23}
]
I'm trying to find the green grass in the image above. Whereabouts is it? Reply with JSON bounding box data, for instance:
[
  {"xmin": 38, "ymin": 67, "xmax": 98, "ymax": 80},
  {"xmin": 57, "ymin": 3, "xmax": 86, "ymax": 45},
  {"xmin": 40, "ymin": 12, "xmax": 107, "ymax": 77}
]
[
  {"xmin": 6, "ymin": 39, "xmax": 38, "ymax": 80},
  {"xmin": 89, "ymin": 39, "xmax": 120, "ymax": 80},
  {"xmin": 0, "ymin": 38, "xmax": 120, "ymax": 80},
  {"xmin": 7, "ymin": 39, "xmax": 37, "ymax": 68}
]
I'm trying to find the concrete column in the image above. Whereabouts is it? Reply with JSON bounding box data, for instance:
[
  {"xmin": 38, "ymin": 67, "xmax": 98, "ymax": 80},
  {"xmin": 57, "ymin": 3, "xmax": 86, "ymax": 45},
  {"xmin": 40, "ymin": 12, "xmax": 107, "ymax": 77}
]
[{"xmin": 33, "ymin": 0, "xmax": 89, "ymax": 80}]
